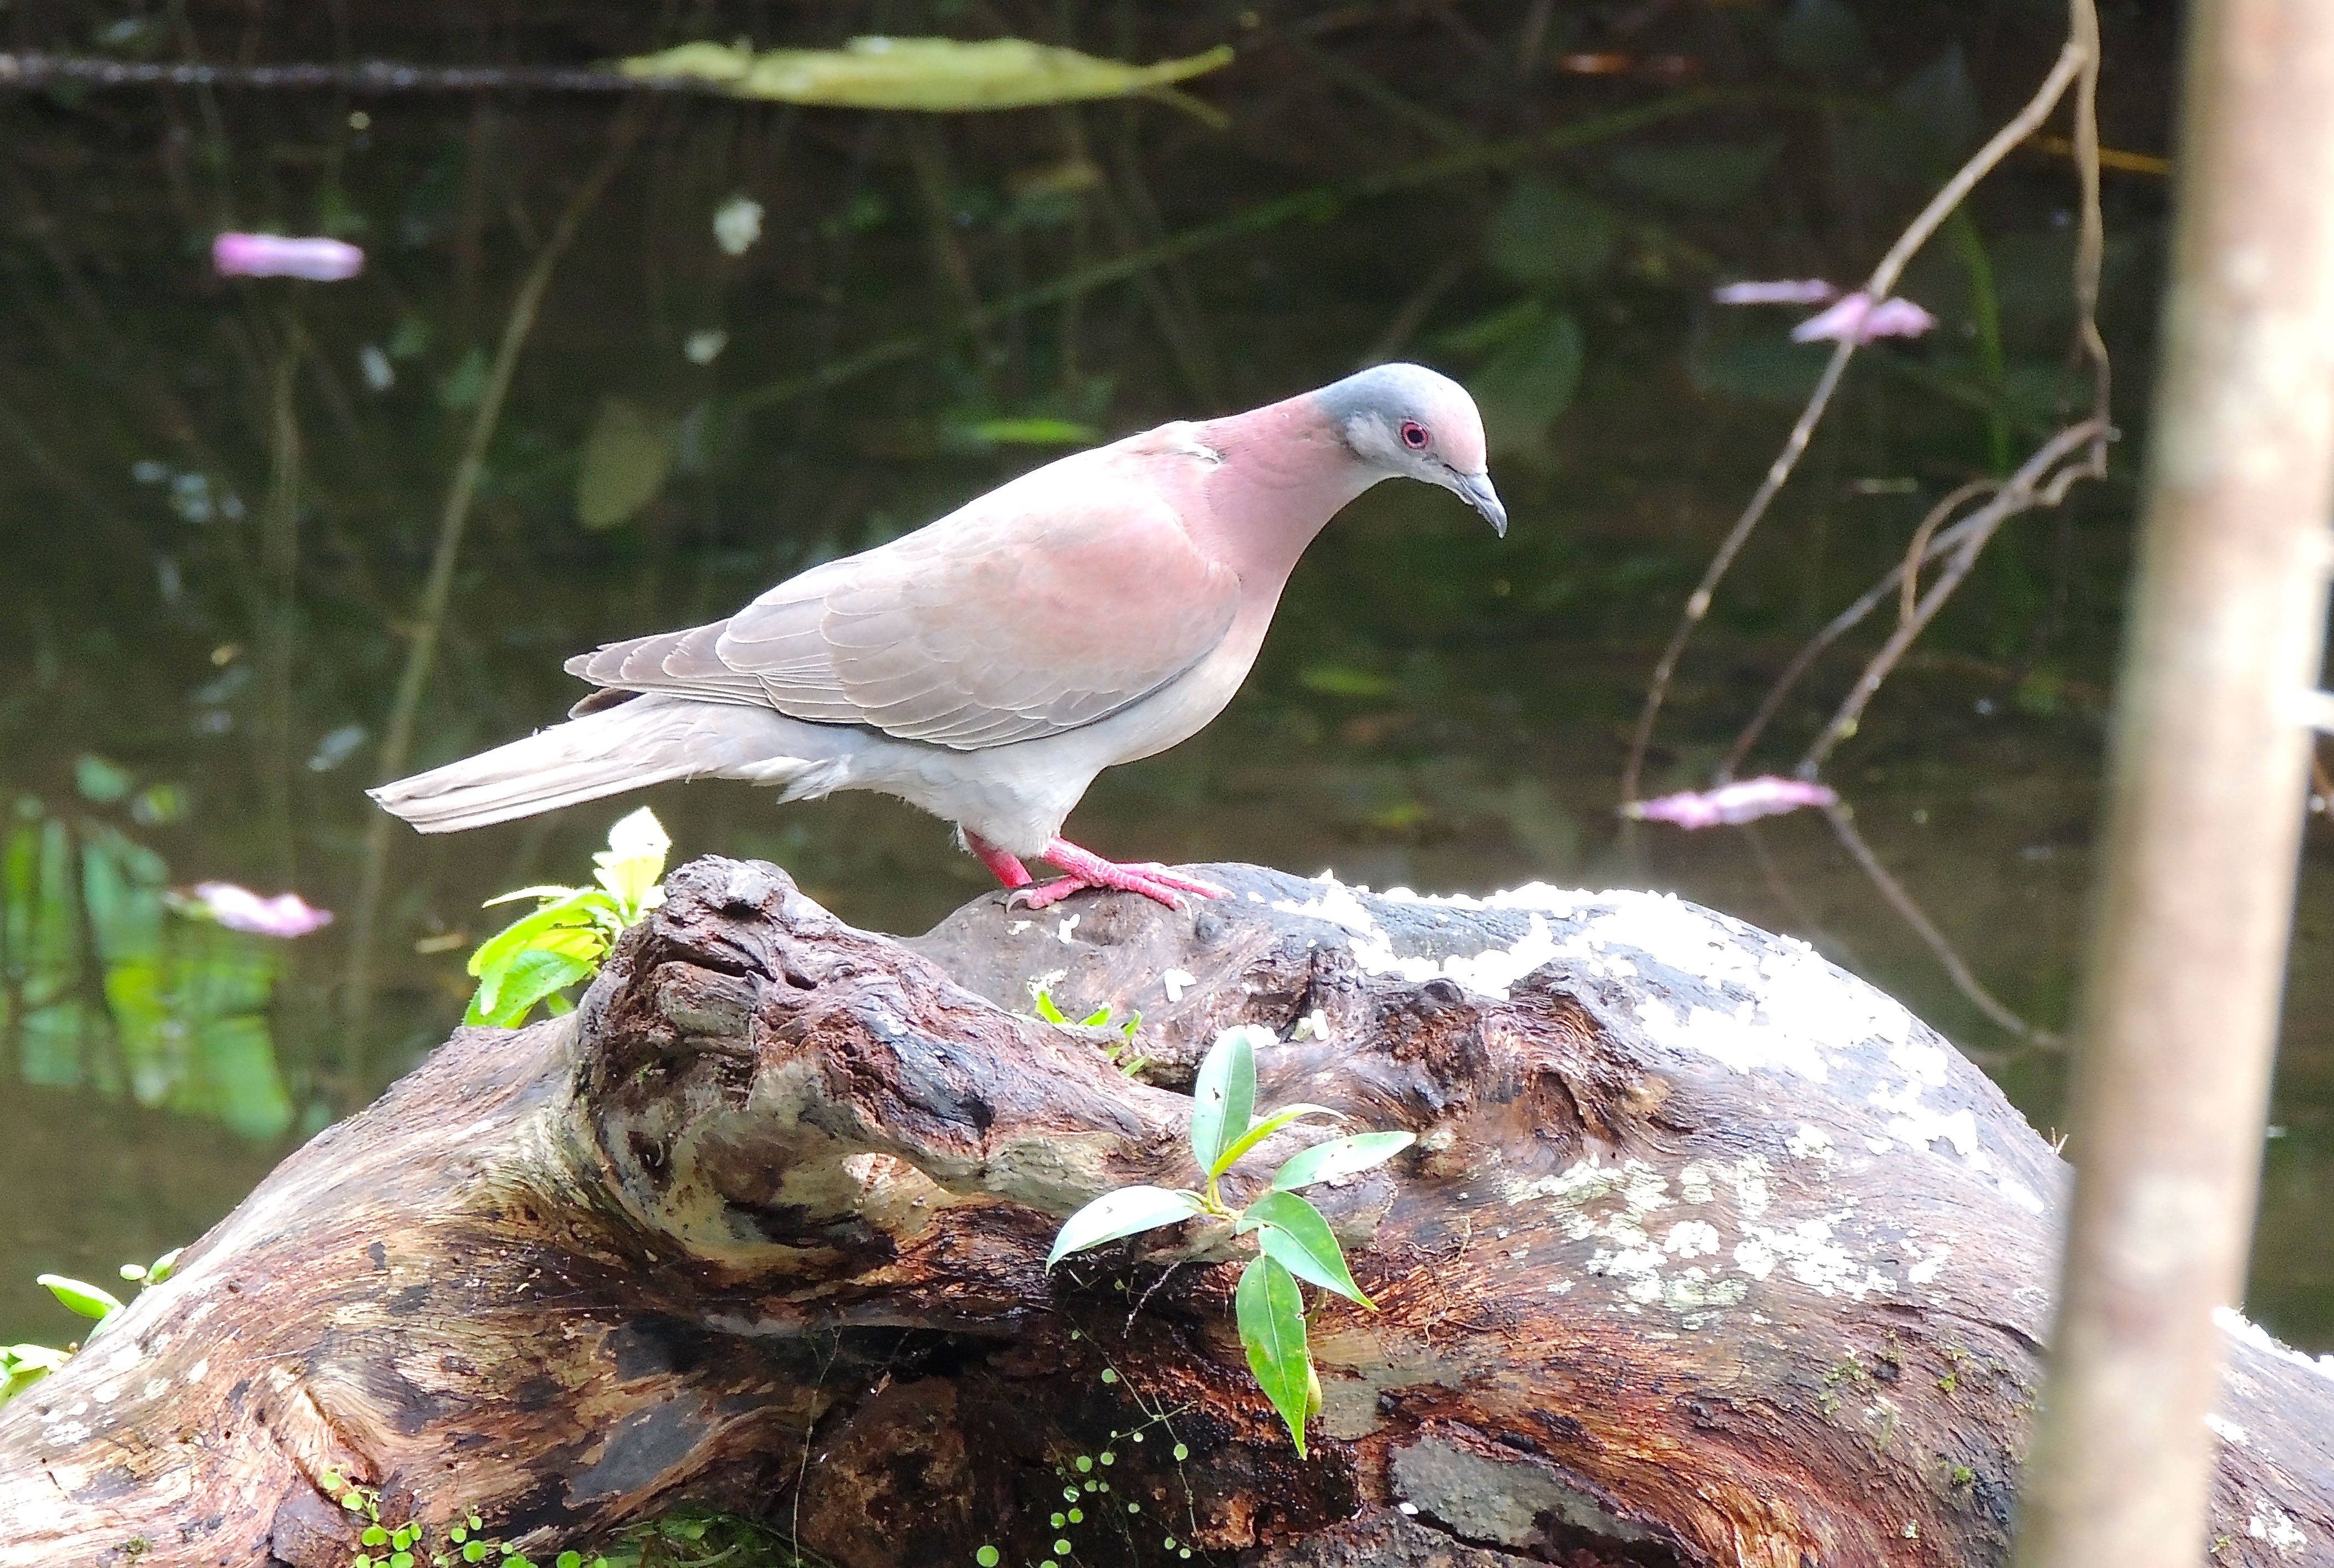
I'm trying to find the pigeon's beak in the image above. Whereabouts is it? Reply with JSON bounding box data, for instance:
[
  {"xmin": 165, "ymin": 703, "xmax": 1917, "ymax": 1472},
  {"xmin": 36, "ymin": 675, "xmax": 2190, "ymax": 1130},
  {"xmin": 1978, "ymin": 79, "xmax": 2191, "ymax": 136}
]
[{"xmin": 1452, "ymin": 469, "xmax": 1507, "ymax": 537}]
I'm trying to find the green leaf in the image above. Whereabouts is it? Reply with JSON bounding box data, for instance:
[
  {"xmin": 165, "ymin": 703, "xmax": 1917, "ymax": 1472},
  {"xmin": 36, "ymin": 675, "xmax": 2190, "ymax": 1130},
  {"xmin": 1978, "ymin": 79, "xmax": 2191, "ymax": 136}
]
[
  {"xmin": 1032, "ymin": 988, "xmax": 1068, "ymax": 1024},
  {"xmin": 467, "ymin": 947, "xmax": 599, "ymax": 1028},
  {"xmin": 1048, "ymin": 1186, "xmax": 1205, "ymax": 1267},
  {"xmin": 1893, "ymin": 44, "xmax": 1981, "ymax": 158},
  {"xmin": 1235, "ymin": 1254, "xmax": 1312, "ymax": 1456},
  {"xmin": 1206, "ymin": 1104, "xmax": 1345, "ymax": 1181},
  {"xmin": 1190, "ymin": 1026, "xmax": 1265, "ymax": 1175},
  {"xmin": 619, "ymin": 37, "xmax": 1234, "ymax": 112},
  {"xmin": 1269, "ymin": 1131, "xmax": 1415, "ymax": 1193},
  {"xmin": 1484, "ymin": 182, "xmax": 1614, "ymax": 286},
  {"xmin": 591, "ymin": 806, "xmax": 671, "ymax": 915},
  {"xmin": 38, "ymin": 1274, "xmax": 124, "ymax": 1323},
  {"xmin": 364, "ymin": 1525, "xmax": 391, "ymax": 1547},
  {"xmin": 146, "ymin": 1247, "xmax": 182, "ymax": 1285},
  {"xmin": 1608, "ymin": 138, "xmax": 1784, "ymax": 211},
  {"xmin": 558, "ymin": 1554, "xmax": 584, "ymax": 1568},
  {"xmin": 1078, "ymin": 1004, "xmax": 1114, "ymax": 1027},
  {"xmin": 74, "ymin": 753, "xmax": 135, "ymax": 804},
  {"xmin": 574, "ymin": 397, "xmax": 674, "ymax": 531},
  {"xmin": 1471, "ymin": 310, "xmax": 1584, "ymax": 458},
  {"xmin": 479, "ymin": 884, "xmax": 589, "ymax": 908},
  {"xmin": 1775, "ymin": 0, "xmax": 1871, "ymax": 85},
  {"xmin": 1239, "ymin": 1191, "xmax": 1370, "ymax": 1308},
  {"xmin": 468, "ymin": 888, "xmax": 608, "ymax": 979}
]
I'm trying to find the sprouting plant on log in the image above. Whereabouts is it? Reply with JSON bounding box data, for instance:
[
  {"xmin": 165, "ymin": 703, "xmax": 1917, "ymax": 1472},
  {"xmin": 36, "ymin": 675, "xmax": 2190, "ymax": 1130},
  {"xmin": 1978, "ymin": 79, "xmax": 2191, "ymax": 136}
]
[
  {"xmin": 1030, "ymin": 980, "xmax": 1149, "ymax": 1075},
  {"xmin": 1046, "ymin": 1024, "xmax": 1412, "ymax": 1455},
  {"xmin": 3, "ymin": 1248, "xmax": 182, "ymax": 1400},
  {"xmin": 317, "ymin": 1474, "xmax": 612, "ymax": 1568},
  {"xmin": 464, "ymin": 807, "xmax": 670, "ymax": 1027}
]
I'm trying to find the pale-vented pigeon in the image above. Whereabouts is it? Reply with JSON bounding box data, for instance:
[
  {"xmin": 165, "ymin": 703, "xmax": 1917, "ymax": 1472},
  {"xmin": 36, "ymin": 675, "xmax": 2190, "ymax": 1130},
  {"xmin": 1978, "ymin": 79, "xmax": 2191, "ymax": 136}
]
[{"xmin": 370, "ymin": 362, "xmax": 1505, "ymax": 908}]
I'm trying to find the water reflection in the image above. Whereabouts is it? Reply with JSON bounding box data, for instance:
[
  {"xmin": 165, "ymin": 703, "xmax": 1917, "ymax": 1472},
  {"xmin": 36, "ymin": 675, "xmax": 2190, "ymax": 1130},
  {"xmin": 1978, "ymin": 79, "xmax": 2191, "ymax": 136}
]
[{"xmin": 3, "ymin": 783, "xmax": 295, "ymax": 1141}]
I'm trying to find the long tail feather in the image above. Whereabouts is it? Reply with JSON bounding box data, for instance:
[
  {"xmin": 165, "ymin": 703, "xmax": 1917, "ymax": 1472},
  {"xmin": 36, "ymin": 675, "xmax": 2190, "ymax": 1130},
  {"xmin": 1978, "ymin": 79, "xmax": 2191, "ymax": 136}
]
[{"xmin": 367, "ymin": 696, "xmax": 813, "ymax": 833}]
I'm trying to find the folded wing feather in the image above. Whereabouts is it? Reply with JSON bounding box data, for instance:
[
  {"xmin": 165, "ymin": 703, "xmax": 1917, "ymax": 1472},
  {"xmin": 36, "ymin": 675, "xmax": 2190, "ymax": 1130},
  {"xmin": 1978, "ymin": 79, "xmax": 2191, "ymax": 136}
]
[{"xmin": 563, "ymin": 478, "xmax": 1240, "ymax": 751}]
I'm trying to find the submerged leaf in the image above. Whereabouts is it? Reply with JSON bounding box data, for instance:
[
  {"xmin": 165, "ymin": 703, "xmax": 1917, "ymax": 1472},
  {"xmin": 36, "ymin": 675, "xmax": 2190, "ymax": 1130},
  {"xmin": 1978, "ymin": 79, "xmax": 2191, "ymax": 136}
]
[
  {"xmin": 621, "ymin": 37, "xmax": 1234, "ymax": 114},
  {"xmin": 576, "ymin": 397, "xmax": 675, "ymax": 531},
  {"xmin": 1469, "ymin": 310, "xmax": 1584, "ymax": 458},
  {"xmin": 1236, "ymin": 1255, "xmax": 1312, "ymax": 1456},
  {"xmin": 1047, "ymin": 1186, "xmax": 1205, "ymax": 1267},
  {"xmin": 1484, "ymin": 182, "xmax": 1614, "ymax": 286},
  {"xmin": 1609, "ymin": 138, "xmax": 1784, "ymax": 210}
]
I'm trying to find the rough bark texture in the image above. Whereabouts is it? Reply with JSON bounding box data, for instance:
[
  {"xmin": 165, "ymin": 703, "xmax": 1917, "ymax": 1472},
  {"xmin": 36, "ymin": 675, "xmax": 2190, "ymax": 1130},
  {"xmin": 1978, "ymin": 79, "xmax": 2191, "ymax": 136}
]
[{"xmin": 2, "ymin": 857, "xmax": 2330, "ymax": 1568}]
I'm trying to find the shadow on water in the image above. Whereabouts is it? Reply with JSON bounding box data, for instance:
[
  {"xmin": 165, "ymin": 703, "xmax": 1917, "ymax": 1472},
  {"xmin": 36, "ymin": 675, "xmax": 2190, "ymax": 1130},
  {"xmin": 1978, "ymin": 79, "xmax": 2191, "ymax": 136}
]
[{"xmin": 1, "ymin": 0, "xmax": 2328, "ymax": 1350}]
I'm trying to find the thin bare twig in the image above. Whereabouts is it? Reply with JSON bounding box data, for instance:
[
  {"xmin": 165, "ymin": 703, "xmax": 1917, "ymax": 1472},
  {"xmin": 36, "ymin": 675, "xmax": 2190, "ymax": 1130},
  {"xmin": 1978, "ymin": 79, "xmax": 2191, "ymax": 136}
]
[
  {"xmin": 1820, "ymin": 802, "xmax": 2055, "ymax": 1044},
  {"xmin": 1619, "ymin": 37, "xmax": 2094, "ymax": 803},
  {"xmin": 339, "ymin": 113, "xmax": 638, "ymax": 1067},
  {"xmin": 1798, "ymin": 419, "xmax": 2108, "ymax": 775},
  {"xmin": 1717, "ymin": 505, "xmax": 1997, "ymax": 780},
  {"xmin": 1899, "ymin": 482, "xmax": 1998, "ymax": 629}
]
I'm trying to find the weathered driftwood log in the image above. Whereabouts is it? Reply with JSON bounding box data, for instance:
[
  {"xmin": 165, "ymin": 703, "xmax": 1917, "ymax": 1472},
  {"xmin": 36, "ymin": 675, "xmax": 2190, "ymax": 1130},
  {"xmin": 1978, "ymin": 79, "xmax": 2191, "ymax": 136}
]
[{"xmin": 3, "ymin": 857, "xmax": 2332, "ymax": 1568}]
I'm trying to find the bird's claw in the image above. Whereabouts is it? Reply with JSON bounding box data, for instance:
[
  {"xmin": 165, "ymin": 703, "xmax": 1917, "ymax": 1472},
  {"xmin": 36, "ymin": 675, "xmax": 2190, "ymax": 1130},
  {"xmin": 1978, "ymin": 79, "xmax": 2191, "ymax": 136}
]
[{"xmin": 1007, "ymin": 862, "xmax": 1226, "ymax": 912}]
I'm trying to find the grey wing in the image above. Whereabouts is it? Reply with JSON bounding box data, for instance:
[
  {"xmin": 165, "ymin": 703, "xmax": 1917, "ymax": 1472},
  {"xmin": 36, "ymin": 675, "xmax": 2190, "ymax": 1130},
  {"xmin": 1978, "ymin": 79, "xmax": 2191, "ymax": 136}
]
[{"xmin": 565, "ymin": 490, "xmax": 1241, "ymax": 750}]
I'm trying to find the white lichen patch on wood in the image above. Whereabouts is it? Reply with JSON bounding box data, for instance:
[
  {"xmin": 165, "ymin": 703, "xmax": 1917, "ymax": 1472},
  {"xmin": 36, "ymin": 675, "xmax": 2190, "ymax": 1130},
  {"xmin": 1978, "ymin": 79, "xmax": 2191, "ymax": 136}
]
[
  {"xmin": 2207, "ymin": 1413, "xmax": 2250, "ymax": 1447},
  {"xmin": 2249, "ymin": 1504, "xmax": 2309, "ymax": 1557},
  {"xmin": 2217, "ymin": 1306, "xmax": 2334, "ymax": 1385}
]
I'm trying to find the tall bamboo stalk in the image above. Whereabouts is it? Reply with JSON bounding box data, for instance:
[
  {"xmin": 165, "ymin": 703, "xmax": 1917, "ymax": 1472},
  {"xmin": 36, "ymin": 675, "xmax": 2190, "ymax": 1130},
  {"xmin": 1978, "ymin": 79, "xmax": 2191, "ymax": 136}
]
[{"xmin": 2011, "ymin": 5, "xmax": 2334, "ymax": 1565}]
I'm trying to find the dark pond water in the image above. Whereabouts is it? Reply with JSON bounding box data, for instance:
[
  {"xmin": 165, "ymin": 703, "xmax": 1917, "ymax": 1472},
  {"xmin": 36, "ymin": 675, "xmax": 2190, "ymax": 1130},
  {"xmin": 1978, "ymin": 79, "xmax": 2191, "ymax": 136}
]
[{"xmin": 6, "ymin": 0, "xmax": 2331, "ymax": 1354}]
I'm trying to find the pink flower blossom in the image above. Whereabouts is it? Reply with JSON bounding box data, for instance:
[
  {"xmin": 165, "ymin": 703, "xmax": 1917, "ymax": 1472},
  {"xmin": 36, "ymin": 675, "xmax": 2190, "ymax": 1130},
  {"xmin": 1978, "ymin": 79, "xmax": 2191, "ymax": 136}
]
[
  {"xmin": 1712, "ymin": 279, "xmax": 1840, "ymax": 306},
  {"xmin": 1791, "ymin": 291, "xmax": 1938, "ymax": 344},
  {"xmin": 211, "ymin": 233, "xmax": 365, "ymax": 282},
  {"xmin": 1624, "ymin": 776, "xmax": 1840, "ymax": 831},
  {"xmin": 177, "ymin": 882, "xmax": 336, "ymax": 937}
]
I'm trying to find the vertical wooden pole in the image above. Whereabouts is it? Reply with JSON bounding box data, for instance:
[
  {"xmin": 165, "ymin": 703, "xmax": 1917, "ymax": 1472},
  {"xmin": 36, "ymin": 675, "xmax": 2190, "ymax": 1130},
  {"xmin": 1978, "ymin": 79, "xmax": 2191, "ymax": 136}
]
[{"xmin": 2012, "ymin": 4, "xmax": 2334, "ymax": 1566}]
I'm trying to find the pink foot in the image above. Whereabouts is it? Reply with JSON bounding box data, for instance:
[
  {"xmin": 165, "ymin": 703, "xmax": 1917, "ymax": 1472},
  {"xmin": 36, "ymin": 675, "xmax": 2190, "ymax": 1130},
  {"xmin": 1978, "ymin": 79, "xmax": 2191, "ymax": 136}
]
[
  {"xmin": 964, "ymin": 831, "xmax": 1034, "ymax": 890},
  {"xmin": 1009, "ymin": 838, "xmax": 1226, "ymax": 911}
]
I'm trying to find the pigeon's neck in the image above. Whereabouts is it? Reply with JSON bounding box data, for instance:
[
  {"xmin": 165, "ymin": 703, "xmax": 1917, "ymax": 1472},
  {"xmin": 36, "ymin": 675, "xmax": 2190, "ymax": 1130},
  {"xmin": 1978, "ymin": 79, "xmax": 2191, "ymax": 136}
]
[{"xmin": 1190, "ymin": 393, "xmax": 1381, "ymax": 586}]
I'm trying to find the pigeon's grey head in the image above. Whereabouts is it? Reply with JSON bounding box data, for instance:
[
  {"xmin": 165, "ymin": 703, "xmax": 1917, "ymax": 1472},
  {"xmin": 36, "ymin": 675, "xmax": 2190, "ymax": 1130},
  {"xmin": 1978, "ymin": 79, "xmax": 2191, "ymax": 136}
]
[{"xmin": 1318, "ymin": 361, "xmax": 1506, "ymax": 536}]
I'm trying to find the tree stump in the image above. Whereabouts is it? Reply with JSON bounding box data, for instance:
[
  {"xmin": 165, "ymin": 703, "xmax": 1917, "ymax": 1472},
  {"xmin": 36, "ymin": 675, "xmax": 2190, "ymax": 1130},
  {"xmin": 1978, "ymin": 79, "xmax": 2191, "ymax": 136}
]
[{"xmin": 2, "ymin": 857, "xmax": 2330, "ymax": 1568}]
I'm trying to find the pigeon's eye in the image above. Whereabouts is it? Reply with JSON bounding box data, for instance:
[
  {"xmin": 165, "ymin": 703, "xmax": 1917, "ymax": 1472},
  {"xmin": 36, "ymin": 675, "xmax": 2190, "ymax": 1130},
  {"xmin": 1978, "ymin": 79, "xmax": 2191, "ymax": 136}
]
[{"xmin": 1399, "ymin": 421, "xmax": 1430, "ymax": 450}]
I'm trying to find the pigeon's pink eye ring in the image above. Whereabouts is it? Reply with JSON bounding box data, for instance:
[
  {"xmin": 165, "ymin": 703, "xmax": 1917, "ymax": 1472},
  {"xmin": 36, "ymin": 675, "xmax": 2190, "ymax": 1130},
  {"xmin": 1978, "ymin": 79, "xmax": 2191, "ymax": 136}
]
[{"xmin": 1400, "ymin": 420, "xmax": 1430, "ymax": 450}]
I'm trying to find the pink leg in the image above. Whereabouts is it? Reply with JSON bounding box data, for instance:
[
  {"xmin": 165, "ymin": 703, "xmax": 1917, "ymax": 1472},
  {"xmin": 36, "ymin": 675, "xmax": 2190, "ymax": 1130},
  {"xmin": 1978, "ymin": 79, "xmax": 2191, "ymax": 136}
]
[
  {"xmin": 964, "ymin": 831, "xmax": 1035, "ymax": 890},
  {"xmin": 1009, "ymin": 837, "xmax": 1226, "ymax": 911}
]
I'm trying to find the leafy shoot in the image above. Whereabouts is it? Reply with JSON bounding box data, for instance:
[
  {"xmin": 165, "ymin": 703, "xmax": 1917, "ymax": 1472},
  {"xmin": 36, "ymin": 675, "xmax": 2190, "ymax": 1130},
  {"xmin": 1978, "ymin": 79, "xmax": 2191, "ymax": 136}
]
[{"xmin": 1047, "ymin": 1024, "xmax": 1414, "ymax": 1453}]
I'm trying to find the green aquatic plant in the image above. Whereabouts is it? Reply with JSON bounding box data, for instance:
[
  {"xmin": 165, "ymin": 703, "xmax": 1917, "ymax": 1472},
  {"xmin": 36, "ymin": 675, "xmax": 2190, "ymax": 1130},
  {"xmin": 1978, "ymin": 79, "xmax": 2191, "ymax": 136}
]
[
  {"xmin": 1047, "ymin": 1024, "xmax": 1413, "ymax": 1456},
  {"xmin": 464, "ymin": 808, "xmax": 670, "ymax": 1027}
]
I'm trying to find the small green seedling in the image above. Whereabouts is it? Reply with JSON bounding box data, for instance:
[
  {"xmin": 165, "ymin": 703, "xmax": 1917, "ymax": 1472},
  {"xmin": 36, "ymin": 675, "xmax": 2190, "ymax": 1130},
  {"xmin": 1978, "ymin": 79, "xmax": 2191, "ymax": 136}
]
[
  {"xmin": 4, "ymin": 1248, "xmax": 183, "ymax": 1401},
  {"xmin": 1031, "ymin": 981, "xmax": 1149, "ymax": 1076},
  {"xmin": 464, "ymin": 808, "xmax": 670, "ymax": 1027},
  {"xmin": 1047, "ymin": 1024, "xmax": 1414, "ymax": 1455}
]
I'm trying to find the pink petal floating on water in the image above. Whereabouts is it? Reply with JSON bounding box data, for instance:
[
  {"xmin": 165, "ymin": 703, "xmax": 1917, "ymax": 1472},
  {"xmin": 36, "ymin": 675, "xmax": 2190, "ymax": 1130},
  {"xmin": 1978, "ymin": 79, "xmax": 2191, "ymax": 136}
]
[
  {"xmin": 181, "ymin": 882, "xmax": 336, "ymax": 937},
  {"xmin": 1790, "ymin": 291, "xmax": 1938, "ymax": 344},
  {"xmin": 1712, "ymin": 279, "xmax": 1840, "ymax": 306},
  {"xmin": 211, "ymin": 233, "xmax": 365, "ymax": 282},
  {"xmin": 1624, "ymin": 776, "xmax": 1840, "ymax": 831}
]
